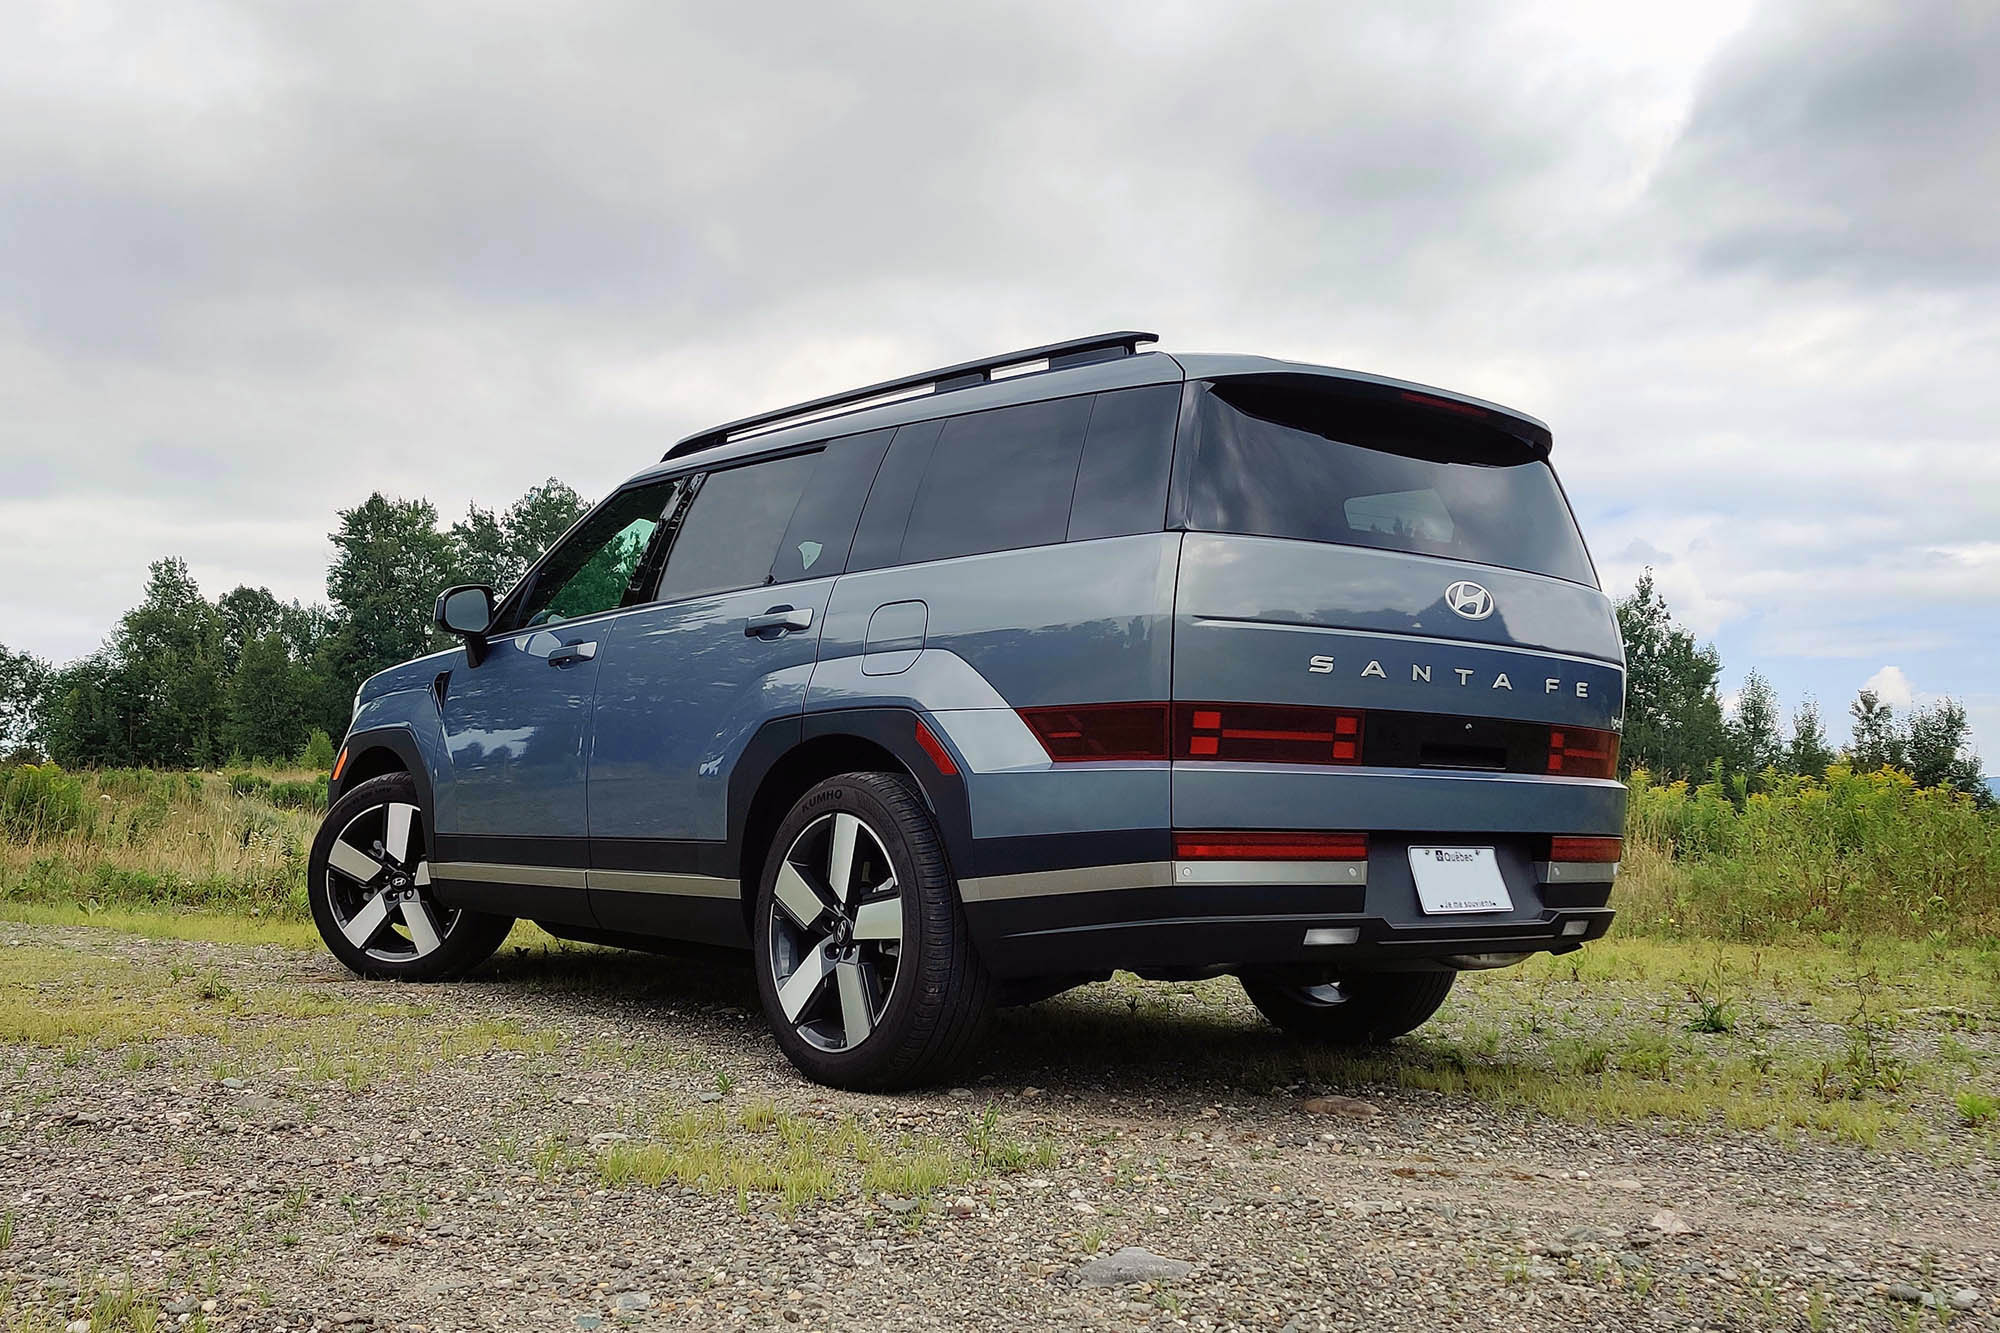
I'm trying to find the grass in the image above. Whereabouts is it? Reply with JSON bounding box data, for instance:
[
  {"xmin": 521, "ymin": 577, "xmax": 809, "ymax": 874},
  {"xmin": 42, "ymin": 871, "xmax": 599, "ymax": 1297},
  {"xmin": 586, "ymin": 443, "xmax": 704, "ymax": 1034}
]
[
  {"xmin": 0, "ymin": 939, "xmax": 566, "ymax": 1090},
  {"xmin": 590, "ymin": 1099, "xmax": 1047, "ymax": 1214}
]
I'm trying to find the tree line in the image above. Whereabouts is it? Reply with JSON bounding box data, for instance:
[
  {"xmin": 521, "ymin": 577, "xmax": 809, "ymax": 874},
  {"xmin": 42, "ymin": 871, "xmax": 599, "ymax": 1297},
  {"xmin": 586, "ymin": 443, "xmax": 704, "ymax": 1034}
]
[
  {"xmin": 0, "ymin": 513, "xmax": 1987, "ymax": 802},
  {"xmin": 0, "ymin": 481, "xmax": 587, "ymax": 768},
  {"xmin": 1617, "ymin": 570, "xmax": 1986, "ymax": 802}
]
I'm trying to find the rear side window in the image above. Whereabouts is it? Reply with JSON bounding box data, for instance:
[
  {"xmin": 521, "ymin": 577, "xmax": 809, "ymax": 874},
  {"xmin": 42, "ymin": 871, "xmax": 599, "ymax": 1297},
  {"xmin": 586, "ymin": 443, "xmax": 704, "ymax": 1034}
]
[
  {"xmin": 897, "ymin": 396, "xmax": 1093, "ymax": 565},
  {"xmin": 1068, "ymin": 385, "xmax": 1178, "ymax": 541},
  {"xmin": 1185, "ymin": 382, "xmax": 1597, "ymax": 587},
  {"xmin": 655, "ymin": 451, "xmax": 820, "ymax": 602}
]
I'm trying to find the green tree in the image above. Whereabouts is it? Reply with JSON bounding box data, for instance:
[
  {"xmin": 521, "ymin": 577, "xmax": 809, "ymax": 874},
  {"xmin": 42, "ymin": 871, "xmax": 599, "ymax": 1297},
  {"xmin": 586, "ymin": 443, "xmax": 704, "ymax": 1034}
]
[
  {"xmin": 215, "ymin": 585, "xmax": 285, "ymax": 677},
  {"xmin": 1725, "ymin": 670, "xmax": 1783, "ymax": 787},
  {"xmin": 446, "ymin": 504, "xmax": 511, "ymax": 589},
  {"xmin": 1905, "ymin": 698, "xmax": 1986, "ymax": 801},
  {"xmin": 325, "ymin": 493, "xmax": 454, "ymax": 680},
  {"xmin": 223, "ymin": 632, "xmax": 311, "ymax": 762},
  {"xmin": 0, "ymin": 642, "xmax": 52, "ymax": 760},
  {"xmin": 116, "ymin": 558, "xmax": 228, "ymax": 767},
  {"xmin": 500, "ymin": 479, "xmax": 589, "ymax": 580},
  {"xmin": 1614, "ymin": 570, "xmax": 1726, "ymax": 779},
  {"xmin": 1848, "ymin": 689, "xmax": 1906, "ymax": 773},
  {"xmin": 1783, "ymin": 696, "xmax": 1836, "ymax": 778}
]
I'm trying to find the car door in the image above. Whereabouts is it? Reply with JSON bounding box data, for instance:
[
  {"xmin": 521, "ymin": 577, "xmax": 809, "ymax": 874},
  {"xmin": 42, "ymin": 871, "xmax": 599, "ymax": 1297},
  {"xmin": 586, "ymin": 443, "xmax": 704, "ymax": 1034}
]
[
  {"xmin": 432, "ymin": 478, "xmax": 680, "ymax": 921},
  {"xmin": 586, "ymin": 431, "xmax": 891, "ymax": 943}
]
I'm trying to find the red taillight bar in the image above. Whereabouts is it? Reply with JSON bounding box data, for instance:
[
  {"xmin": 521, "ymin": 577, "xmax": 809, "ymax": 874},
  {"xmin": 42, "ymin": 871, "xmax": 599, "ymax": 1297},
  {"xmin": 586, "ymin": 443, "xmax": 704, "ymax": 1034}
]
[
  {"xmin": 1549, "ymin": 836, "xmax": 1622, "ymax": 862},
  {"xmin": 1174, "ymin": 831, "xmax": 1369, "ymax": 861},
  {"xmin": 1547, "ymin": 726, "xmax": 1619, "ymax": 779},
  {"xmin": 1017, "ymin": 703, "xmax": 1170, "ymax": 762},
  {"xmin": 1176, "ymin": 702, "xmax": 1364, "ymax": 765}
]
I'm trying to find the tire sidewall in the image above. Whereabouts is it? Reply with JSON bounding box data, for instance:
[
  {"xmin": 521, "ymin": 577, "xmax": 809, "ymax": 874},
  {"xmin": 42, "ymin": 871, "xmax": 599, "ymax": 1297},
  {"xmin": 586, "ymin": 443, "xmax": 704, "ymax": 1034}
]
[
  {"xmin": 753, "ymin": 774, "xmax": 940, "ymax": 1085},
  {"xmin": 308, "ymin": 772, "xmax": 507, "ymax": 980}
]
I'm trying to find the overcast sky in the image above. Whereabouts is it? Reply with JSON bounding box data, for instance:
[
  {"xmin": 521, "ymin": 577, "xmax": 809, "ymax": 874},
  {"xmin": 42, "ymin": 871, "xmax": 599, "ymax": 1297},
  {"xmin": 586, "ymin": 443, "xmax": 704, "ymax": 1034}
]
[{"xmin": 3, "ymin": 0, "xmax": 1995, "ymax": 764}]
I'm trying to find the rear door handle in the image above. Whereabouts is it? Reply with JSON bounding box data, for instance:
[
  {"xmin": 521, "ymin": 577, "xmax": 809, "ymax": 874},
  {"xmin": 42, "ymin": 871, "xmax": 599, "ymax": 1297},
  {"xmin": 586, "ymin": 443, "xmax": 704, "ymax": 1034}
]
[
  {"xmin": 745, "ymin": 606, "xmax": 813, "ymax": 637},
  {"xmin": 546, "ymin": 640, "xmax": 598, "ymax": 667}
]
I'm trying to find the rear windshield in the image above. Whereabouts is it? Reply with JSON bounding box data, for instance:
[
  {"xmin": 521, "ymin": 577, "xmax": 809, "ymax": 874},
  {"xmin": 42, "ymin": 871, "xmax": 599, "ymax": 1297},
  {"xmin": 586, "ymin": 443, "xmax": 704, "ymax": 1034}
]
[{"xmin": 1185, "ymin": 381, "xmax": 1597, "ymax": 587}]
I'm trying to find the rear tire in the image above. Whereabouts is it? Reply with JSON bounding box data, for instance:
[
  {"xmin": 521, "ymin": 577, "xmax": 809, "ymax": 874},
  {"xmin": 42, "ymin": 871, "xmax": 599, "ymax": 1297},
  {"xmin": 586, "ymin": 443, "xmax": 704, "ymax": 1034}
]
[
  {"xmin": 1238, "ymin": 969, "xmax": 1456, "ymax": 1044},
  {"xmin": 753, "ymin": 772, "xmax": 993, "ymax": 1090},
  {"xmin": 308, "ymin": 772, "xmax": 513, "ymax": 981}
]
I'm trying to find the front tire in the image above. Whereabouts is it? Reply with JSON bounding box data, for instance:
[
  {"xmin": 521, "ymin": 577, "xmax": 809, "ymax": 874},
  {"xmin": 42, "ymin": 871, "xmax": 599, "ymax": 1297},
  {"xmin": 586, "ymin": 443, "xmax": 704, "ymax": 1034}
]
[
  {"xmin": 753, "ymin": 772, "xmax": 993, "ymax": 1090},
  {"xmin": 308, "ymin": 772, "xmax": 513, "ymax": 980},
  {"xmin": 1238, "ymin": 969, "xmax": 1456, "ymax": 1044}
]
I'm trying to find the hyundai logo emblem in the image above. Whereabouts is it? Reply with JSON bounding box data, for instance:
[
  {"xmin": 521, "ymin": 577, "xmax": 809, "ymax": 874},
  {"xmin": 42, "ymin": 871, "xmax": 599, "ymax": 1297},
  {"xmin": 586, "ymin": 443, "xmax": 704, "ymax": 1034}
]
[{"xmin": 1444, "ymin": 580, "xmax": 1494, "ymax": 620}]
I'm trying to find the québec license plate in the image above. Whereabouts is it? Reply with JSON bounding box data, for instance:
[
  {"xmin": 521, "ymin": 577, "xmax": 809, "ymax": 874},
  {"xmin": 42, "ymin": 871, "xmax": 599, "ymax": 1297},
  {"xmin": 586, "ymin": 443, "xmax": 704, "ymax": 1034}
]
[{"xmin": 1408, "ymin": 846, "xmax": 1513, "ymax": 914}]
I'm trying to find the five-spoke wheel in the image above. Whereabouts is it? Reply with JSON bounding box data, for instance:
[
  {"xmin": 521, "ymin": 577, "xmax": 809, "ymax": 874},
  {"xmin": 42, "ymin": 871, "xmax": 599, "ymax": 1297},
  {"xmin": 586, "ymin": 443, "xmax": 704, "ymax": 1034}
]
[
  {"xmin": 768, "ymin": 811, "xmax": 906, "ymax": 1052},
  {"xmin": 309, "ymin": 772, "xmax": 513, "ymax": 980},
  {"xmin": 753, "ymin": 772, "xmax": 992, "ymax": 1089}
]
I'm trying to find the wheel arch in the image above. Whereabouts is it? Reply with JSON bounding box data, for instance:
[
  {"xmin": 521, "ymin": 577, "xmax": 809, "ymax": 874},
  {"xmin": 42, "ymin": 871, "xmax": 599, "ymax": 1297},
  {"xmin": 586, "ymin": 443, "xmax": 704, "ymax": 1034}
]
[
  {"xmin": 329, "ymin": 726, "xmax": 436, "ymax": 818},
  {"xmin": 729, "ymin": 709, "xmax": 973, "ymax": 929}
]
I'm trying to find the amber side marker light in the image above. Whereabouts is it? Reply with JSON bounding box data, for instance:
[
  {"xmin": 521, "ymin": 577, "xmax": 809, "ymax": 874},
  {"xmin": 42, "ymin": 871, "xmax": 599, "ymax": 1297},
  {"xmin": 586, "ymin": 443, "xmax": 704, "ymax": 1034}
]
[{"xmin": 330, "ymin": 748, "xmax": 348, "ymax": 782}]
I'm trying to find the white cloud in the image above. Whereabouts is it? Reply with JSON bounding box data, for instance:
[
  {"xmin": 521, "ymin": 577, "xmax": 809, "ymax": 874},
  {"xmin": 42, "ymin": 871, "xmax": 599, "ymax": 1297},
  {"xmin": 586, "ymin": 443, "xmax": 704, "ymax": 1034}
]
[{"xmin": 1862, "ymin": 665, "xmax": 1916, "ymax": 711}]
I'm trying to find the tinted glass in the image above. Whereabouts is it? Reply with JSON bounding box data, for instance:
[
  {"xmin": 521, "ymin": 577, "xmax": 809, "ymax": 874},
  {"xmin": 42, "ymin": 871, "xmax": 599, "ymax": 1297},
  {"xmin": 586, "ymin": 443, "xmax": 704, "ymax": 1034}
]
[
  {"xmin": 847, "ymin": 419, "xmax": 943, "ymax": 573},
  {"xmin": 1186, "ymin": 384, "xmax": 1596, "ymax": 586},
  {"xmin": 656, "ymin": 451, "xmax": 820, "ymax": 603},
  {"xmin": 899, "ymin": 396, "xmax": 1093, "ymax": 564},
  {"xmin": 770, "ymin": 429, "xmax": 893, "ymax": 584},
  {"xmin": 512, "ymin": 481, "xmax": 676, "ymax": 627},
  {"xmin": 1067, "ymin": 385, "xmax": 1178, "ymax": 541}
]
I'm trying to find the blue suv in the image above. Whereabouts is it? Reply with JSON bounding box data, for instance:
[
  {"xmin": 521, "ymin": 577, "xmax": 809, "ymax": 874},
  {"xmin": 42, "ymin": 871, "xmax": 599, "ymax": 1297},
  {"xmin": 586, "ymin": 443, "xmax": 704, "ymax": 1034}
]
[{"xmin": 313, "ymin": 332, "xmax": 1626, "ymax": 1089}]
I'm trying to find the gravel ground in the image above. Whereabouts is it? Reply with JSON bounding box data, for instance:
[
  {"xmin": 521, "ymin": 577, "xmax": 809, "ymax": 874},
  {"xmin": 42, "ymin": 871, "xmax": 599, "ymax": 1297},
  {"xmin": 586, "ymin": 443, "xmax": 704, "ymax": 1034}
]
[{"xmin": 2, "ymin": 923, "xmax": 1995, "ymax": 1332}]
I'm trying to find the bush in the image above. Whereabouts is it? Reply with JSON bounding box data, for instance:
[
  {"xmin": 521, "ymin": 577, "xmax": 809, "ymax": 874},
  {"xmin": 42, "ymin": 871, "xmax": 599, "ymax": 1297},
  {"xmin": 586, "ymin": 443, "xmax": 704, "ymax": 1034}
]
[
  {"xmin": 266, "ymin": 777, "xmax": 328, "ymax": 813},
  {"xmin": 1620, "ymin": 766, "xmax": 2000, "ymax": 941},
  {"xmin": 299, "ymin": 729, "xmax": 336, "ymax": 772},
  {"xmin": 229, "ymin": 772, "xmax": 272, "ymax": 799},
  {"xmin": 0, "ymin": 763, "xmax": 91, "ymax": 842}
]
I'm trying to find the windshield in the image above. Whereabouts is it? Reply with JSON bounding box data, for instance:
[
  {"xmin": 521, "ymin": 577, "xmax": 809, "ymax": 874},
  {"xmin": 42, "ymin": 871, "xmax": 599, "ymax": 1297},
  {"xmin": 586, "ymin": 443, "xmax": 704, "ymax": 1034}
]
[{"xmin": 1184, "ymin": 381, "xmax": 1597, "ymax": 587}]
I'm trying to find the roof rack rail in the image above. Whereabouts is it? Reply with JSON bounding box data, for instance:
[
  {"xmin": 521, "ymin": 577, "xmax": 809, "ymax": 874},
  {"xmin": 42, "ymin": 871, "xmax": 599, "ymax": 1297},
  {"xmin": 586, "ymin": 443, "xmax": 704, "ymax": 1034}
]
[{"xmin": 663, "ymin": 330, "xmax": 1159, "ymax": 461}]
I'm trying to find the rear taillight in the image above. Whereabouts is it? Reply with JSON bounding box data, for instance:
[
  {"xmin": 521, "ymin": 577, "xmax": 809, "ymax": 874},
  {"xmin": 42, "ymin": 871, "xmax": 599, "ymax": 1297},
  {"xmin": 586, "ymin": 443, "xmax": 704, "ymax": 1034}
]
[
  {"xmin": 1175, "ymin": 703, "xmax": 1365, "ymax": 765},
  {"xmin": 1549, "ymin": 835, "xmax": 1622, "ymax": 862},
  {"xmin": 1173, "ymin": 831, "xmax": 1369, "ymax": 861},
  {"xmin": 1547, "ymin": 726, "xmax": 1618, "ymax": 779},
  {"xmin": 1018, "ymin": 703, "xmax": 1170, "ymax": 762}
]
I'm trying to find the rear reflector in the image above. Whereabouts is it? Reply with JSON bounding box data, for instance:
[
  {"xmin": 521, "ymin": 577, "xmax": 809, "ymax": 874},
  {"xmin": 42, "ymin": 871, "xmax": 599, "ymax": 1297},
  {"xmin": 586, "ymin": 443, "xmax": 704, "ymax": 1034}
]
[
  {"xmin": 913, "ymin": 718, "xmax": 957, "ymax": 776},
  {"xmin": 1176, "ymin": 702, "xmax": 1365, "ymax": 765},
  {"xmin": 1018, "ymin": 703, "xmax": 1169, "ymax": 762},
  {"xmin": 1547, "ymin": 726, "xmax": 1619, "ymax": 779},
  {"xmin": 1174, "ymin": 831, "xmax": 1369, "ymax": 861},
  {"xmin": 1549, "ymin": 835, "xmax": 1622, "ymax": 862}
]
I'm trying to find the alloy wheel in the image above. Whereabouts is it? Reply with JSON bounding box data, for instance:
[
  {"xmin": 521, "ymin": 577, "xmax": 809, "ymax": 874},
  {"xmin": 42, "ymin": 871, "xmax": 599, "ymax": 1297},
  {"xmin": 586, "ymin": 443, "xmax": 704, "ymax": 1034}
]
[
  {"xmin": 766, "ymin": 812, "xmax": 904, "ymax": 1052},
  {"xmin": 323, "ymin": 800, "xmax": 457, "ymax": 963}
]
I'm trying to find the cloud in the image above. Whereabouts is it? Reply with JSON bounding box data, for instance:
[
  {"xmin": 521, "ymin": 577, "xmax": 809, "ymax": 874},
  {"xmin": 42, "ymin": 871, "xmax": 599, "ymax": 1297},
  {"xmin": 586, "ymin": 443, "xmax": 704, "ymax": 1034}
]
[
  {"xmin": 0, "ymin": 0, "xmax": 1993, "ymax": 761},
  {"xmin": 1862, "ymin": 665, "xmax": 1916, "ymax": 711}
]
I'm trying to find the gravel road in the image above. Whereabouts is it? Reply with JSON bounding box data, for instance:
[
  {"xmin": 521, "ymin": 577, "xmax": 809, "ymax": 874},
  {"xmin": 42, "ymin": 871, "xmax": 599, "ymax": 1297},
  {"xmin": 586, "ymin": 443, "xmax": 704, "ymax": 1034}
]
[{"xmin": 1, "ymin": 923, "xmax": 1994, "ymax": 1331}]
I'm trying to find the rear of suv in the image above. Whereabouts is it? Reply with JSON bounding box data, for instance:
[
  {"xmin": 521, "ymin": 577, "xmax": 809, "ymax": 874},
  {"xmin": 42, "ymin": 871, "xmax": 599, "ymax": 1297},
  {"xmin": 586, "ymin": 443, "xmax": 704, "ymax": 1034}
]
[{"xmin": 315, "ymin": 331, "xmax": 1625, "ymax": 1089}]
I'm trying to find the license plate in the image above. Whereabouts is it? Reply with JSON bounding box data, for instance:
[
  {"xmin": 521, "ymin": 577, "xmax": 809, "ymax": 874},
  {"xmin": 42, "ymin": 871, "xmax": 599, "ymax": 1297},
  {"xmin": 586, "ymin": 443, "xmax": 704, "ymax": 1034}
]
[{"xmin": 1408, "ymin": 846, "xmax": 1513, "ymax": 914}]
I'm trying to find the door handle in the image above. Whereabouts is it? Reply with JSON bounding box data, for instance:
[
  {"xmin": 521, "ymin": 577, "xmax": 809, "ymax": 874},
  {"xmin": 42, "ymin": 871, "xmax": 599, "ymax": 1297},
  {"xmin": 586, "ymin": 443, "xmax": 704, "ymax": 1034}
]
[
  {"xmin": 546, "ymin": 640, "xmax": 598, "ymax": 667},
  {"xmin": 745, "ymin": 606, "xmax": 813, "ymax": 637}
]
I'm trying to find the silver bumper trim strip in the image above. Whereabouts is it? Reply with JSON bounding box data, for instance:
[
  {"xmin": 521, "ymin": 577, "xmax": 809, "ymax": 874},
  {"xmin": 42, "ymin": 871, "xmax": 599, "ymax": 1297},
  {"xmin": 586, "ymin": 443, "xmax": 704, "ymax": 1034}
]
[{"xmin": 958, "ymin": 862, "xmax": 1175, "ymax": 903}]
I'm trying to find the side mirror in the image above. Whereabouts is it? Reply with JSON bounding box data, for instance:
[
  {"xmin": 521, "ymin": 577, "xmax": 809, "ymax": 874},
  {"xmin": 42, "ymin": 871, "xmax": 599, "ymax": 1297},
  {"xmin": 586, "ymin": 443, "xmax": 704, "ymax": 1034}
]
[{"xmin": 434, "ymin": 584, "xmax": 495, "ymax": 637}]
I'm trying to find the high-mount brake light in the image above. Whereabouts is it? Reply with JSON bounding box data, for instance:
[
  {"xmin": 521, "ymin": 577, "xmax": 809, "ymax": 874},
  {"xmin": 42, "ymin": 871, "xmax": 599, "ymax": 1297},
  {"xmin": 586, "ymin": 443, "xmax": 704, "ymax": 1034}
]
[
  {"xmin": 1173, "ymin": 831, "xmax": 1369, "ymax": 861},
  {"xmin": 1176, "ymin": 703, "xmax": 1365, "ymax": 765},
  {"xmin": 1547, "ymin": 726, "xmax": 1619, "ymax": 779},
  {"xmin": 1549, "ymin": 836, "xmax": 1622, "ymax": 863},
  {"xmin": 1018, "ymin": 704, "xmax": 1170, "ymax": 762},
  {"xmin": 1397, "ymin": 389, "xmax": 1487, "ymax": 419}
]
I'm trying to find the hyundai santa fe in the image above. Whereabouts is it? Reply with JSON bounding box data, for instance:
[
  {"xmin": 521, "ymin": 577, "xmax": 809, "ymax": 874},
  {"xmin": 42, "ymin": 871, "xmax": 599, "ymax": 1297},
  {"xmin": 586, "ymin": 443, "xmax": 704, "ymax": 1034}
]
[{"xmin": 312, "ymin": 331, "xmax": 1627, "ymax": 1090}]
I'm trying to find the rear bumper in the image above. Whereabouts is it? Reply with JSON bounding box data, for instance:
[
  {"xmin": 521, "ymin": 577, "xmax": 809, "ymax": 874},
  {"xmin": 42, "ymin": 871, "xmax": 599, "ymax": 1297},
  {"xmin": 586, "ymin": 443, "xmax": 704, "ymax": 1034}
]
[{"xmin": 960, "ymin": 841, "xmax": 1616, "ymax": 978}]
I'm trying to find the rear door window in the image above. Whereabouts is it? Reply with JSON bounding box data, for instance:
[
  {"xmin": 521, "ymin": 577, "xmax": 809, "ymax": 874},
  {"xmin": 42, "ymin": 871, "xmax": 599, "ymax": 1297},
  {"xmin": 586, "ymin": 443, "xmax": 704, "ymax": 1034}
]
[
  {"xmin": 1185, "ymin": 382, "xmax": 1597, "ymax": 586},
  {"xmin": 655, "ymin": 451, "xmax": 820, "ymax": 603}
]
